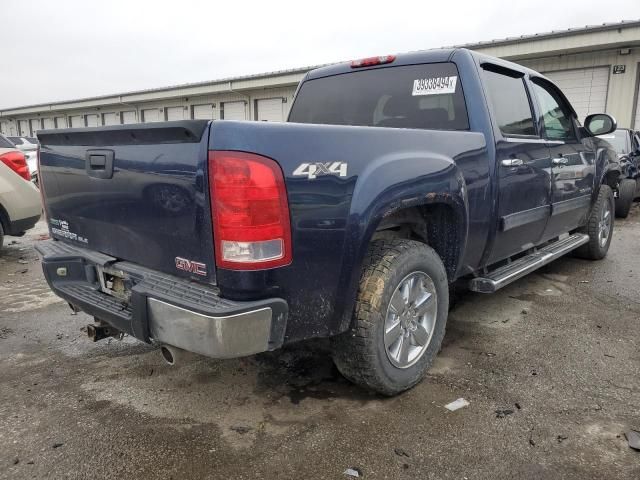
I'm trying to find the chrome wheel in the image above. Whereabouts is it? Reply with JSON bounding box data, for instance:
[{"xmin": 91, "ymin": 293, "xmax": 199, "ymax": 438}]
[
  {"xmin": 598, "ymin": 199, "xmax": 611, "ymax": 247},
  {"xmin": 384, "ymin": 271, "xmax": 437, "ymax": 369}
]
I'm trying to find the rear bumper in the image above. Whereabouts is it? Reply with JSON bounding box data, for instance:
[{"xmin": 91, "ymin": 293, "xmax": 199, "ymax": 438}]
[
  {"xmin": 9, "ymin": 214, "xmax": 40, "ymax": 235},
  {"xmin": 35, "ymin": 239, "xmax": 288, "ymax": 359}
]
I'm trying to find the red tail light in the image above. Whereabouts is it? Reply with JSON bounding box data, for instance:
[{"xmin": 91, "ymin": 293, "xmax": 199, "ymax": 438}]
[
  {"xmin": 350, "ymin": 55, "xmax": 396, "ymax": 68},
  {"xmin": 208, "ymin": 150, "xmax": 292, "ymax": 270},
  {"xmin": 0, "ymin": 151, "xmax": 30, "ymax": 181}
]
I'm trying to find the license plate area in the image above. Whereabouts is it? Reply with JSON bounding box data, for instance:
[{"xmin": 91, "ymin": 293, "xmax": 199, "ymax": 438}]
[{"xmin": 96, "ymin": 265, "xmax": 131, "ymax": 302}]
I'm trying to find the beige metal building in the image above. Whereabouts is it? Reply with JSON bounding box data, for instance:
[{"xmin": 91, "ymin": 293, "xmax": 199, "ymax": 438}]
[{"xmin": 1, "ymin": 20, "xmax": 639, "ymax": 137}]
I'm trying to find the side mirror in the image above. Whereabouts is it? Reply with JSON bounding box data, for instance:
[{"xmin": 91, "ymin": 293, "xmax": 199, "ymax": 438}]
[{"xmin": 584, "ymin": 113, "xmax": 617, "ymax": 136}]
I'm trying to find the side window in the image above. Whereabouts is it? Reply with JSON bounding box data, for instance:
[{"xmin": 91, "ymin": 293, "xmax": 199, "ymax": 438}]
[
  {"xmin": 482, "ymin": 68, "xmax": 536, "ymax": 137},
  {"xmin": 531, "ymin": 80, "xmax": 576, "ymax": 141}
]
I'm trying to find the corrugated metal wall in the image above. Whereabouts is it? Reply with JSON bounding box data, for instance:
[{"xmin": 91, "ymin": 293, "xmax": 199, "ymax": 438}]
[{"xmin": 518, "ymin": 49, "xmax": 640, "ymax": 127}]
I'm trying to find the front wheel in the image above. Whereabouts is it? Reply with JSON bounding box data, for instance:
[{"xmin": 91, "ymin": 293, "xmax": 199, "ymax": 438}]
[
  {"xmin": 615, "ymin": 178, "xmax": 636, "ymax": 218},
  {"xmin": 575, "ymin": 184, "xmax": 614, "ymax": 260},
  {"xmin": 332, "ymin": 239, "xmax": 449, "ymax": 396}
]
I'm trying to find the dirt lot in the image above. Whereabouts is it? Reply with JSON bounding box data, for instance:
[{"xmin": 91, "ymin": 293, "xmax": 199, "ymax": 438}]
[{"xmin": 1, "ymin": 209, "xmax": 639, "ymax": 480}]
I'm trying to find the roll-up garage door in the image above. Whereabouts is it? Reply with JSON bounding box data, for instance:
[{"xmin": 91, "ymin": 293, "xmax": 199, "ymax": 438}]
[
  {"xmin": 222, "ymin": 101, "xmax": 246, "ymax": 120},
  {"xmin": 69, "ymin": 116, "xmax": 84, "ymax": 128},
  {"xmin": 42, "ymin": 118, "xmax": 55, "ymax": 129},
  {"xmin": 18, "ymin": 120, "xmax": 30, "ymax": 136},
  {"xmin": 85, "ymin": 114, "xmax": 100, "ymax": 127},
  {"xmin": 121, "ymin": 111, "xmax": 137, "ymax": 124},
  {"xmin": 55, "ymin": 116, "xmax": 67, "ymax": 128},
  {"xmin": 192, "ymin": 104, "xmax": 215, "ymax": 119},
  {"xmin": 543, "ymin": 67, "xmax": 609, "ymax": 121},
  {"xmin": 103, "ymin": 113, "xmax": 118, "ymax": 126},
  {"xmin": 256, "ymin": 98, "xmax": 284, "ymax": 122},
  {"xmin": 166, "ymin": 106, "xmax": 186, "ymax": 121},
  {"xmin": 30, "ymin": 119, "xmax": 41, "ymax": 135},
  {"xmin": 142, "ymin": 108, "xmax": 162, "ymax": 123}
]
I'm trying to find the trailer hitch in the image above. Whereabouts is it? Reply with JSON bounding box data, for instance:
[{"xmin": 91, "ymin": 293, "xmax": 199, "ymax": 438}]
[{"xmin": 87, "ymin": 321, "xmax": 123, "ymax": 342}]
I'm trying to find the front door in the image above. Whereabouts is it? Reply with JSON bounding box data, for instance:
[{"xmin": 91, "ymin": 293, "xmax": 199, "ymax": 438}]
[
  {"xmin": 530, "ymin": 78, "xmax": 595, "ymax": 239},
  {"xmin": 482, "ymin": 66, "xmax": 553, "ymax": 264}
]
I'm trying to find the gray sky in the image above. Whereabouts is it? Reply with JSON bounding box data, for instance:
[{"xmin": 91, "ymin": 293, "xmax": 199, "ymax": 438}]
[{"xmin": 1, "ymin": 0, "xmax": 637, "ymax": 109}]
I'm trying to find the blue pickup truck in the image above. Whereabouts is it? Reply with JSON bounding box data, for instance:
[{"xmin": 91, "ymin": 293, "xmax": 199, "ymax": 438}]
[{"xmin": 36, "ymin": 48, "xmax": 619, "ymax": 395}]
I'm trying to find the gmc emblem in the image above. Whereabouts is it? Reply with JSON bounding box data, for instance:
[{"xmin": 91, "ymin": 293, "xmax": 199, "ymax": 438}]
[{"xmin": 175, "ymin": 257, "xmax": 207, "ymax": 276}]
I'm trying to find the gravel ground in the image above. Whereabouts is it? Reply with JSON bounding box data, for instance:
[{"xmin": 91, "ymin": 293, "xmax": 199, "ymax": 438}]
[{"xmin": 1, "ymin": 209, "xmax": 639, "ymax": 480}]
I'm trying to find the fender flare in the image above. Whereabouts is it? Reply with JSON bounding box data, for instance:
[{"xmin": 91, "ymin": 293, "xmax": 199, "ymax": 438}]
[{"xmin": 334, "ymin": 155, "xmax": 469, "ymax": 332}]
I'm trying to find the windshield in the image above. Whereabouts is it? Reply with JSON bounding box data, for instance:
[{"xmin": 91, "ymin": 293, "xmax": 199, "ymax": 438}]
[
  {"xmin": 0, "ymin": 134, "xmax": 16, "ymax": 148},
  {"xmin": 598, "ymin": 130, "xmax": 629, "ymax": 155},
  {"xmin": 289, "ymin": 62, "xmax": 469, "ymax": 131},
  {"xmin": 7, "ymin": 136, "xmax": 23, "ymax": 145}
]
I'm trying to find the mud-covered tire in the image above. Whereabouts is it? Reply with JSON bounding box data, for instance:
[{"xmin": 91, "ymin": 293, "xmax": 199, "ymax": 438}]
[
  {"xmin": 574, "ymin": 184, "xmax": 614, "ymax": 260},
  {"xmin": 331, "ymin": 239, "xmax": 448, "ymax": 396},
  {"xmin": 615, "ymin": 179, "xmax": 636, "ymax": 218},
  {"xmin": 0, "ymin": 222, "xmax": 4, "ymax": 252}
]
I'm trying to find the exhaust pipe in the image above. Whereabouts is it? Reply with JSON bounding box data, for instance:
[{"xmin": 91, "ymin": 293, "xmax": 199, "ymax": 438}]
[{"xmin": 159, "ymin": 345, "xmax": 194, "ymax": 366}]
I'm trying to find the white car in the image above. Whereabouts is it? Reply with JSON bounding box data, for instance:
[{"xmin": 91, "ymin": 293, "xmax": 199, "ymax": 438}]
[
  {"xmin": 0, "ymin": 134, "xmax": 41, "ymax": 249},
  {"xmin": 7, "ymin": 136, "xmax": 39, "ymax": 181}
]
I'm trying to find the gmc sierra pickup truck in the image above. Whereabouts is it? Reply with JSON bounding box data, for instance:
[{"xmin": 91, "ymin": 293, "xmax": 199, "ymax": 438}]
[{"xmin": 36, "ymin": 49, "xmax": 619, "ymax": 395}]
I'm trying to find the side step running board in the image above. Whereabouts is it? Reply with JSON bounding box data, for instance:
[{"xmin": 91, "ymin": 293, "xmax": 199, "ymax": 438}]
[{"xmin": 469, "ymin": 233, "xmax": 589, "ymax": 293}]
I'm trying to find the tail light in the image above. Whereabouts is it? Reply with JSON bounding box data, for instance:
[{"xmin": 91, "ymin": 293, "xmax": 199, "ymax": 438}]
[
  {"xmin": 208, "ymin": 150, "xmax": 292, "ymax": 270},
  {"xmin": 0, "ymin": 151, "xmax": 30, "ymax": 181},
  {"xmin": 350, "ymin": 55, "xmax": 396, "ymax": 68}
]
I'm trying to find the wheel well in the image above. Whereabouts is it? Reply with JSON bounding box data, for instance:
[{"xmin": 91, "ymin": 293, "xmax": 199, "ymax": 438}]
[
  {"xmin": 0, "ymin": 203, "xmax": 9, "ymax": 234},
  {"xmin": 603, "ymin": 170, "xmax": 620, "ymax": 190},
  {"xmin": 372, "ymin": 204, "xmax": 462, "ymax": 278}
]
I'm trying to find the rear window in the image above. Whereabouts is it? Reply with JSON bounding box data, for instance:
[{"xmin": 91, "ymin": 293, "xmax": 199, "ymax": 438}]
[
  {"xmin": 289, "ymin": 63, "xmax": 469, "ymax": 131},
  {"xmin": 482, "ymin": 68, "xmax": 536, "ymax": 137},
  {"xmin": 0, "ymin": 135, "xmax": 15, "ymax": 148}
]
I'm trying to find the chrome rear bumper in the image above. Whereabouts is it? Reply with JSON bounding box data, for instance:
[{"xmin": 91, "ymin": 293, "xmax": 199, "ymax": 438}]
[{"xmin": 148, "ymin": 299, "xmax": 274, "ymax": 358}]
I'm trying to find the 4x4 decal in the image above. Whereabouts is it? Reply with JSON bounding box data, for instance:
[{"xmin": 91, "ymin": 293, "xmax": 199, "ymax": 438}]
[{"xmin": 293, "ymin": 162, "xmax": 348, "ymax": 180}]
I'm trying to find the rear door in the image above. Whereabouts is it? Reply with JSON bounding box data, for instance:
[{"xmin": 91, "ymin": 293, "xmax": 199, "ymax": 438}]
[
  {"xmin": 482, "ymin": 65, "xmax": 553, "ymax": 264},
  {"xmin": 530, "ymin": 78, "xmax": 595, "ymax": 238}
]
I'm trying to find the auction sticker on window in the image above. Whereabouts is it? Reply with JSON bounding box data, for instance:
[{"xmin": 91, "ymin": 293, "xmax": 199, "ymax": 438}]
[{"xmin": 412, "ymin": 76, "xmax": 458, "ymax": 96}]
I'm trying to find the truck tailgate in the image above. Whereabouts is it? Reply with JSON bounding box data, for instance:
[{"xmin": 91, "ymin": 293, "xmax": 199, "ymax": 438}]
[{"xmin": 38, "ymin": 120, "xmax": 216, "ymax": 283}]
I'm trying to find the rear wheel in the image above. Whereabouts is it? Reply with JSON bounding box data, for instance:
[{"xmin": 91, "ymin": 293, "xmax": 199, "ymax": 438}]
[
  {"xmin": 332, "ymin": 239, "xmax": 448, "ymax": 396},
  {"xmin": 615, "ymin": 178, "xmax": 636, "ymax": 218},
  {"xmin": 575, "ymin": 184, "xmax": 614, "ymax": 260},
  {"xmin": 0, "ymin": 223, "xmax": 4, "ymax": 252}
]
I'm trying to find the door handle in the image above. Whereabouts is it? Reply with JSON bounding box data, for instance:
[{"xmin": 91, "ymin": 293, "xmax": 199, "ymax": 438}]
[
  {"xmin": 85, "ymin": 149, "xmax": 114, "ymax": 179},
  {"xmin": 501, "ymin": 158, "xmax": 524, "ymax": 167},
  {"xmin": 552, "ymin": 157, "xmax": 568, "ymax": 165}
]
